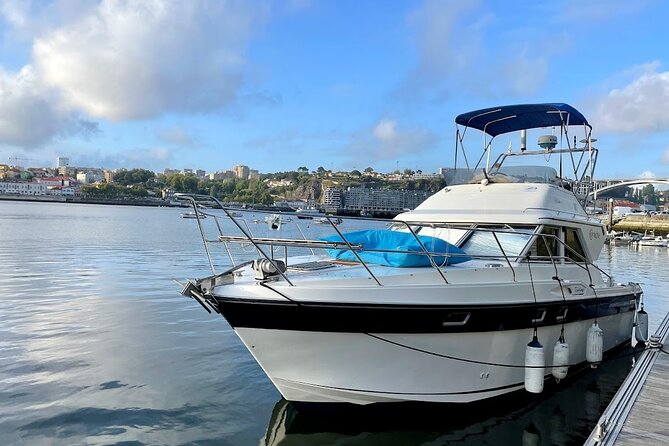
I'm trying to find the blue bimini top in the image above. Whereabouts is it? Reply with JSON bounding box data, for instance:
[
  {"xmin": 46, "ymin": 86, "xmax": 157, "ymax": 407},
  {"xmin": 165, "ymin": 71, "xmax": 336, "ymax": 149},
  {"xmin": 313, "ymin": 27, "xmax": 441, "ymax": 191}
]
[
  {"xmin": 321, "ymin": 229, "xmax": 470, "ymax": 267},
  {"xmin": 455, "ymin": 103, "xmax": 590, "ymax": 137}
]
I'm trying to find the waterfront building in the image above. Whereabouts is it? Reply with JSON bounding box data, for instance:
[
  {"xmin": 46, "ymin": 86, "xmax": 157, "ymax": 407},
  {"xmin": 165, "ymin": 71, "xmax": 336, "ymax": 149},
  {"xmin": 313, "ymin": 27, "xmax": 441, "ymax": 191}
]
[
  {"xmin": 341, "ymin": 187, "xmax": 429, "ymax": 212},
  {"xmin": 48, "ymin": 185, "xmax": 79, "ymax": 197},
  {"xmin": 0, "ymin": 166, "xmax": 20, "ymax": 180},
  {"xmin": 27, "ymin": 168, "xmax": 51, "ymax": 178},
  {"xmin": 56, "ymin": 157, "xmax": 73, "ymax": 176},
  {"xmin": 0, "ymin": 181, "xmax": 47, "ymax": 195},
  {"xmin": 274, "ymin": 199, "xmax": 308, "ymax": 208},
  {"xmin": 76, "ymin": 171, "xmax": 95, "ymax": 184},
  {"xmin": 104, "ymin": 170, "xmax": 114, "ymax": 183},
  {"xmin": 164, "ymin": 168, "xmax": 180, "ymax": 176},
  {"xmin": 195, "ymin": 169, "xmax": 206, "ymax": 178},
  {"xmin": 208, "ymin": 170, "xmax": 235, "ymax": 181},
  {"xmin": 37, "ymin": 176, "xmax": 78, "ymax": 188},
  {"xmin": 249, "ymin": 169, "xmax": 260, "ymax": 179},
  {"xmin": 322, "ymin": 187, "xmax": 343, "ymax": 209},
  {"xmin": 411, "ymin": 173, "xmax": 444, "ymax": 180},
  {"xmin": 234, "ymin": 165, "xmax": 250, "ymax": 180}
]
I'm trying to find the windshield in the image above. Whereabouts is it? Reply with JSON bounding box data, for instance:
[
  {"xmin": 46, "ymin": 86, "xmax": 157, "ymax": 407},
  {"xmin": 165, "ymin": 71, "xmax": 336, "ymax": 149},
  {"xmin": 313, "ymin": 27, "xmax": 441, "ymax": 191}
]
[{"xmin": 444, "ymin": 166, "xmax": 558, "ymax": 186}]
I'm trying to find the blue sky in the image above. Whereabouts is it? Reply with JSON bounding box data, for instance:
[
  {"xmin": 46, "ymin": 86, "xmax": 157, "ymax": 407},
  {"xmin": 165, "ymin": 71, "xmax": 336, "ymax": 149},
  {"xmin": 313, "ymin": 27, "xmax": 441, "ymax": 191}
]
[{"xmin": 1, "ymin": 0, "xmax": 668, "ymax": 179}]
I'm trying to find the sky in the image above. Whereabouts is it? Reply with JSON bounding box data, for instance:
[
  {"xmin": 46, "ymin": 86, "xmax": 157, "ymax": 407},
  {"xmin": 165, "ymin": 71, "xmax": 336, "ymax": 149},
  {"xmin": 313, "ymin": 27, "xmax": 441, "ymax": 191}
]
[{"xmin": 1, "ymin": 0, "xmax": 669, "ymax": 179}]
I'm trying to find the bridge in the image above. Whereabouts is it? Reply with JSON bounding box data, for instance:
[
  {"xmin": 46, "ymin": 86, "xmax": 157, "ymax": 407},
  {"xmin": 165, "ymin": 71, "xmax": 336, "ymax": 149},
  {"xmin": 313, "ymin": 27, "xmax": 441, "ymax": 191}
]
[{"xmin": 590, "ymin": 178, "xmax": 669, "ymax": 199}]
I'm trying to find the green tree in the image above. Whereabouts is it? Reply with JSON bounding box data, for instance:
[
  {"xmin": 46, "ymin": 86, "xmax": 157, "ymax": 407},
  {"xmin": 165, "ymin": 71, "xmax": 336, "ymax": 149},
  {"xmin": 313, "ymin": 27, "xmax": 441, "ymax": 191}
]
[{"xmin": 641, "ymin": 184, "xmax": 657, "ymax": 205}]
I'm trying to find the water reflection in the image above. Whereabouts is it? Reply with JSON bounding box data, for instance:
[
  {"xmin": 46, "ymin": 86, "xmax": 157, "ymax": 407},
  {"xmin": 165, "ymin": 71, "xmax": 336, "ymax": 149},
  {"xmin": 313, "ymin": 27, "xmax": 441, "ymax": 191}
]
[
  {"xmin": 1, "ymin": 203, "xmax": 666, "ymax": 445},
  {"xmin": 261, "ymin": 348, "xmax": 637, "ymax": 446}
]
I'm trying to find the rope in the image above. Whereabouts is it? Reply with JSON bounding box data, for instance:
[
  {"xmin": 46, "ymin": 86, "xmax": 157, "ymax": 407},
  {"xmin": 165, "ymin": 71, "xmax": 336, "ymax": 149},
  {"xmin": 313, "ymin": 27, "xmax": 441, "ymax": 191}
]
[{"xmin": 365, "ymin": 332, "xmax": 653, "ymax": 369}]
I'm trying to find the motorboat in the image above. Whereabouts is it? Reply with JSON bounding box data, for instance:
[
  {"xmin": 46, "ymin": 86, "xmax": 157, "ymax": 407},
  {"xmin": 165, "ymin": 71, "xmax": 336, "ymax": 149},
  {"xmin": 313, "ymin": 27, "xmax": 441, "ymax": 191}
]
[
  {"xmin": 636, "ymin": 230, "xmax": 667, "ymax": 247},
  {"xmin": 177, "ymin": 103, "xmax": 643, "ymax": 405},
  {"xmin": 295, "ymin": 208, "xmax": 324, "ymax": 219},
  {"xmin": 606, "ymin": 231, "xmax": 639, "ymax": 246},
  {"xmin": 180, "ymin": 211, "xmax": 206, "ymax": 219},
  {"xmin": 312, "ymin": 216, "xmax": 342, "ymax": 225}
]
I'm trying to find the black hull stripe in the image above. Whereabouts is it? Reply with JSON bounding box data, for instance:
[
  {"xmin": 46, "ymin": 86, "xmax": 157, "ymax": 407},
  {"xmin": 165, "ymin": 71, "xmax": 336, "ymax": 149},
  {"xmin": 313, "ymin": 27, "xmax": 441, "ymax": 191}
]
[{"xmin": 214, "ymin": 293, "xmax": 638, "ymax": 333}]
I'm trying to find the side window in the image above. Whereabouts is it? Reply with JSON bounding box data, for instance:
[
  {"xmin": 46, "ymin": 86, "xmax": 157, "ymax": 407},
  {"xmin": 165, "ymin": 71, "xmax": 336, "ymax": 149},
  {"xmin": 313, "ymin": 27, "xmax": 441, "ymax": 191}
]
[
  {"xmin": 460, "ymin": 226, "xmax": 534, "ymax": 258},
  {"xmin": 565, "ymin": 228, "xmax": 585, "ymax": 261},
  {"xmin": 535, "ymin": 227, "xmax": 558, "ymax": 259}
]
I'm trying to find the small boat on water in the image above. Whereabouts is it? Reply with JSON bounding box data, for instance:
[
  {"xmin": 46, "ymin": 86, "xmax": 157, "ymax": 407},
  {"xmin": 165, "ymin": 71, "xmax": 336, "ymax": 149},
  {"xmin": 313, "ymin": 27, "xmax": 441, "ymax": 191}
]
[
  {"xmin": 312, "ymin": 217, "xmax": 342, "ymax": 225},
  {"xmin": 177, "ymin": 103, "xmax": 643, "ymax": 406},
  {"xmin": 636, "ymin": 230, "xmax": 668, "ymax": 247},
  {"xmin": 295, "ymin": 208, "xmax": 324, "ymax": 219},
  {"xmin": 606, "ymin": 231, "xmax": 639, "ymax": 246},
  {"xmin": 180, "ymin": 211, "xmax": 206, "ymax": 219}
]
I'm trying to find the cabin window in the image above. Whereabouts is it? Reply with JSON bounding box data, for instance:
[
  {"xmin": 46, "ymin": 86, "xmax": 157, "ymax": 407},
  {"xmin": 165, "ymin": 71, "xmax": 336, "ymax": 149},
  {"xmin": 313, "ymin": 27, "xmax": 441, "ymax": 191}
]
[
  {"xmin": 565, "ymin": 228, "xmax": 586, "ymax": 261},
  {"xmin": 535, "ymin": 227, "xmax": 559, "ymax": 260},
  {"xmin": 461, "ymin": 226, "xmax": 534, "ymax": 259}
]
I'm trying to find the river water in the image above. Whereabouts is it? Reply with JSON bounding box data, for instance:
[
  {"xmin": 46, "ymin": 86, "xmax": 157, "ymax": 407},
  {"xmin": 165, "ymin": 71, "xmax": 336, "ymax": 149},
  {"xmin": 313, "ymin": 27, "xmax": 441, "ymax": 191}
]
[{"xmin": 0, "ymin": 201, "xmax": 667, "ymax": 446}]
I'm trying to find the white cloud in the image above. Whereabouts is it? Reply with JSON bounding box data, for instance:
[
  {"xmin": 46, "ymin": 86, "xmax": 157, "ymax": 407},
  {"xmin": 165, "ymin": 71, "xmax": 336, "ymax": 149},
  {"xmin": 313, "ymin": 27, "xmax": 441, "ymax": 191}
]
[
  {"xmin": 0, "ymin": 0, "xmax": 96, "ymax": 42},
  {"xmin": 32, "ymin": 0, "xmax": 263, "ymax": 121},
  {"xmin": 555, "ymin": 0, "xmax": 652, "ymax": 24},
  {"xmin": 399, "ymin": 0, "xmax": 549, "ymax": 102},
  {"xmin": 591, "ymin": 66, "xmax": 669, "ymax": 133},
  {"xmin": 639, "ymin": 170, "xmax": 656, "ymax": 179},
  {"xmin": 0, "ymin": 65, "xmax": 97, "ymax": 148},
  {"xmin": 0, "ymin": 0, "xmax": 268, "ymax": 149},
  {"xmin": 157, "ymin": 127, "xmax": 196, "ymax": 146},
  {"xmin": 72, "ymin": 147, "xmax": 174, "ymax": 170},
  {"xmin": 346, "ymin": 118, "xmax": 438, "ymax": 161},
  {"xmin": 373, "ymin": 119, "xmax": 398, "ymax": 142}
]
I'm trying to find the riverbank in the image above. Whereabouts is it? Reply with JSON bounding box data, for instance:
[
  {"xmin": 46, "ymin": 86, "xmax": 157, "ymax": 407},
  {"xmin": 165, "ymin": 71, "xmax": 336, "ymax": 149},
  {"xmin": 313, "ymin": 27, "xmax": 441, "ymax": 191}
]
[
  {"xmin": 0, "ymin": 194, "xmax": 185, "ymax": 207},
  {"xmin": 611, "ymin": 214, "xmax": 669, "ymax": 235},
  {"xmin": 0, "ymin": 194, "xmax": 402, "ymax": 217}
]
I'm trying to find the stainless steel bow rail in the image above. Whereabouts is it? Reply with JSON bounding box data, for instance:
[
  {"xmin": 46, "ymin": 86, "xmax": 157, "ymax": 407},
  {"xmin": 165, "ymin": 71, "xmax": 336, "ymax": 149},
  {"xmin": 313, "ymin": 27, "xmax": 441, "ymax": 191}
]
[{"xmin": 174, "ymin": 193, "xmax": 615, "ymax": 299}]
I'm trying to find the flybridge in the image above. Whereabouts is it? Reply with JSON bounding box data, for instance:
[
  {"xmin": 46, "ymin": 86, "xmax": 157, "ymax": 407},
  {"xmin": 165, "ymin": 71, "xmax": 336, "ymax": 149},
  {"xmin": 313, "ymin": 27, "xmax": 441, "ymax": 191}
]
[
  {"xmin": 455, "ymin": 103, "xmax": 590, "ymax": 137},
  {"xmin": 453, "ymin": 103, "xmax": 598, "ymax": 207}
]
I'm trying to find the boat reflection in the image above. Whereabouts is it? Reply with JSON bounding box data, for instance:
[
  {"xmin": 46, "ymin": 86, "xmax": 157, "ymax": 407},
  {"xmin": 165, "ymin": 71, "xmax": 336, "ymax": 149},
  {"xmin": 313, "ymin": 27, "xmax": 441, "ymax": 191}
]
[{"xmin": 261, "ymin": 347, "xmax": 638, "ymax": 446}]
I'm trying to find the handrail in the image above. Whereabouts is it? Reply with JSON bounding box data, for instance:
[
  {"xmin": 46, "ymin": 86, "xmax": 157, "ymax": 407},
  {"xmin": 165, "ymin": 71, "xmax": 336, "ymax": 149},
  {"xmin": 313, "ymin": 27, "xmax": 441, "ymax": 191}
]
[
  {"xmin": 401, "ymin": 221, "xmax": 449, "ymax": 284},
  {"xmin": 327, "ymin": 215, "xmax": 383, "ymax": 286},
  {"xmin": 176, "ymin": 193, "xmax": 613, "ymax": 289},
  {"xmin": 178, "ymin": 193, "xmax": 295, "ymax": 286},
  {"xmin": 492, "ymin": 231, "xmax": 516, "ymax": 281},
  {"xmin": 217, "ymin": 235, "xmax": 363, "ymax": 250}
]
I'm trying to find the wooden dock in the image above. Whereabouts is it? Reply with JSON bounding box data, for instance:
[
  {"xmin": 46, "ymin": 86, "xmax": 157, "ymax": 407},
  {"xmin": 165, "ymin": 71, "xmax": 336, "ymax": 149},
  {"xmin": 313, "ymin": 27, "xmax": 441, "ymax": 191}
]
[{"xmin": 584, "ymin": 313, "xmax": 669, "ymax": 445}]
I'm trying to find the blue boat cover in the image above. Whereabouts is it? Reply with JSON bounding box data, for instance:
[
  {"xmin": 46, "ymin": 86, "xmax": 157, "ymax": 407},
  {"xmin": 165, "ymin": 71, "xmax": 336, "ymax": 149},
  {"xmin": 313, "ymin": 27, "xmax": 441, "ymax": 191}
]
[
  {"xmin": 455, "ymin": 103, "xmax": 589, "ymax": 137},
  {"xmin": 321, "ymin": 229, "xmax": 470, "ymax": 267}
]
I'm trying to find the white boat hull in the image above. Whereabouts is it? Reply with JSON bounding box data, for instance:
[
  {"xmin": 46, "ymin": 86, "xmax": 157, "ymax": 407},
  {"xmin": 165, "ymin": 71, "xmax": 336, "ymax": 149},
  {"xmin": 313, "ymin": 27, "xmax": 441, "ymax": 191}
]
[{"xmin": 233, "ymin": 312, "xmax": 634, "ymax": 404}]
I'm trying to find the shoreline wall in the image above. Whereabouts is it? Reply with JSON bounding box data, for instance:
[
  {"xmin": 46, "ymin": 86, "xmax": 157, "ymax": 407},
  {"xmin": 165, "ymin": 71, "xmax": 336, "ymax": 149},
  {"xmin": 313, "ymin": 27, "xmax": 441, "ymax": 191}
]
[{"xmin": 611, "ymin": 214, "xmax": 669, "ymax": 235}]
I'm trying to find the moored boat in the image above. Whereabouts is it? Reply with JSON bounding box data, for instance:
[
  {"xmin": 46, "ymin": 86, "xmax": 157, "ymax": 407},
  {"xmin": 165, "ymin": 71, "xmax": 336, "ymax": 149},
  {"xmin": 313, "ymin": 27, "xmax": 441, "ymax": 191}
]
[
  {"xmin": 177, "ymin": 103, "xmax": 643, "ymax": 405},
  {"xmin": 180, "ymin": 211, "xmax": 206, "ymax": 219}
]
